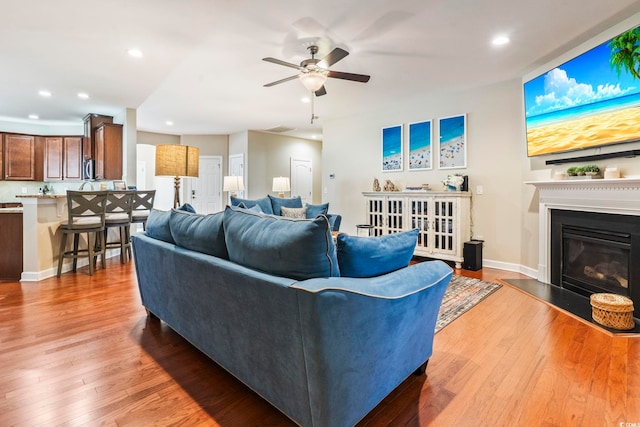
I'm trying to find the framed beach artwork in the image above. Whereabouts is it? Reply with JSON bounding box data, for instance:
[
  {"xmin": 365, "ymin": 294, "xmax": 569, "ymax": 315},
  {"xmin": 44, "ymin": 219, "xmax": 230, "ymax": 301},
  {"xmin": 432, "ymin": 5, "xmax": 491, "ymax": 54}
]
[
  {"xmin": 408, "ymin": 120, "xmax": 432, "ymax": 170},
  {"xmin": 438, "ymin": 114, "xmax": 467, "ymax": 169},
  {"xmin": 381, "ymin": 124, "xmax": 403, "ymax": 172}
]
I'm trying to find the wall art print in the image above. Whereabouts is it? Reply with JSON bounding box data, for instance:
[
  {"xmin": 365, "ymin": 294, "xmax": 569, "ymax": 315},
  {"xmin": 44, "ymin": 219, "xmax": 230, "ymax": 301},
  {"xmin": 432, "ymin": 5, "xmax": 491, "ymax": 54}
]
[
  {"xmin": 382, "ymin": 124, "xmax": 403, "ymax": 172},
  {"xmin": 438, "ymin": 114, "xmax": 467, "ymax": 169},
  {"xmin": 408, "ymin": 120, "xmax": 432, "ymax": 170}
]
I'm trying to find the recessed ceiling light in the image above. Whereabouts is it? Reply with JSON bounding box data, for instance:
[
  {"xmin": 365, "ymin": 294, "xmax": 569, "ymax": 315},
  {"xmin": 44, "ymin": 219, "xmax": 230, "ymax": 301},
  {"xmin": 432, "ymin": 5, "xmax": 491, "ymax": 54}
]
[
  {"xmin": 127, "ymin": 48, "xmax": 143, "ymax": 58},
  {"xmin": 77, "ymin": 92, "xmax": 90, "ymax": 99},
  {"xmin": 165, "ymin": 121, "xmax": 174, "ymax": 126},
  {"xmin": 492, "ymin": 35, "xmax": 510, "ymax": 46},
  {"xmin": 301, "ymin": 97, "xmax": 310, "ymax": 104},
  {"xmin": 28, "ymin": 114, "xmax": 39, "ymax": 119},
  {"xmin": 38, "ymin": 90, "xmax": 52, "ymax": 97}
]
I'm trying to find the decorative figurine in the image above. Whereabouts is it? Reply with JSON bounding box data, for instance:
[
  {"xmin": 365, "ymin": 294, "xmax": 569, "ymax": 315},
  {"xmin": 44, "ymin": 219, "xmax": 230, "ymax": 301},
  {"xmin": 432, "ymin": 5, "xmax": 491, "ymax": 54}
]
[{"xmin": 373, "ymin": 178, "xmax": 381, "ymax": 192}]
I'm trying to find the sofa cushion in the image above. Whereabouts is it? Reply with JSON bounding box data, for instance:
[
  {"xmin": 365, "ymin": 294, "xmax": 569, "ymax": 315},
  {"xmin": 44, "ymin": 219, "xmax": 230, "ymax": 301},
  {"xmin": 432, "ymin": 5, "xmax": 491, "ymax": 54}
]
[
  {"xmin": 237, "ymin": 202, "xmax": 264, "ymax": 214},
  {"xmin": 145, "ymin": 209, "xmax": 174, "ymax": 244},
  {"xmin": 223, "ymin": 206, "xmax": 339, "ymax": 280},
  {"xmin": 268, "ymin": 195, "xmax": 302, "ymax": 215},
  {"xmin": 169, "ymin": 209, "xmax": 228, "ymax": 259},
  {"xmin": 305, "ymin": 202, "xmax": 329, "ymax": 218},
  {"xmin": 336, "ymin": 229, "xmax": 418, "ymax": 278},
  {"xmin": 230, "ymin": 195, "xmax": 274, "ymax": 215},
  {"xmin": 178, "ymin": 203, "xmax": 196, "ymax": 213},
  {"xmin": 281, "ymin": 206, "xmax": 307, "ymax": 219}
]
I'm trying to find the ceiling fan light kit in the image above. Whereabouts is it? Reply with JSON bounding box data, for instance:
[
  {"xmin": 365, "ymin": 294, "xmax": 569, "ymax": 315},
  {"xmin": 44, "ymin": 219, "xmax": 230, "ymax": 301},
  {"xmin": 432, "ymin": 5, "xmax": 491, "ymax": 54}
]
[{"xmin": 299, "ymin": 70, "xmax": 328, "ymax": 92}]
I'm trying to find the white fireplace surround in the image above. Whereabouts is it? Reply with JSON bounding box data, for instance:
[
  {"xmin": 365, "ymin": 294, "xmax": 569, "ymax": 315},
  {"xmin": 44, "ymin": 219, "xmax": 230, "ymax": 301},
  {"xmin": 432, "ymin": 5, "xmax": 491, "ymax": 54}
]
[{"xmin": 526, "ymin": 178, "xmax": 640, "ymax": 284}]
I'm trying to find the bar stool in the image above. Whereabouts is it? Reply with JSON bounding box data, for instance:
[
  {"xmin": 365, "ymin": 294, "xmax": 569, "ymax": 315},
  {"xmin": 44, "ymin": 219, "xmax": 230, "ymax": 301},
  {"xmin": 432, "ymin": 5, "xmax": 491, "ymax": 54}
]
[
  {"xmin": 57, "ymin": 190, "xmax": 108, "ymax": 277},
  {"xmin": 131, "ymin": 190, "xmax": 156, "ymax": 231},
  {"xmin": 105, "ymin": 190, "xmax": 135, "ymax": 263}
]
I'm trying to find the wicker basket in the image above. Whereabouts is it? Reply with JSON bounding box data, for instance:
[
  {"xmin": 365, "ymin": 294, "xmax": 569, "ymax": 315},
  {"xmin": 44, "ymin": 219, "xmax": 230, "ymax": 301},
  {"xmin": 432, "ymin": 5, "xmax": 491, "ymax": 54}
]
[{"xmin": 590, "ymin": 293, "xmax": 635, "ymax": 330}]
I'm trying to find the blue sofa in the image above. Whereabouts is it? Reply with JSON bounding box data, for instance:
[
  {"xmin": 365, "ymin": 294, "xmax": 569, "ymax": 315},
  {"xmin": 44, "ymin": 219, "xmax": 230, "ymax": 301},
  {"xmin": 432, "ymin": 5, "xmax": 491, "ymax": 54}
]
[
  {"xmin": 131, "ymin": 206, "xmax": 452, "ymax": 427},
  {"xmin": 230, "ymin": 194, "xmax": 342, "ymax": 231}
]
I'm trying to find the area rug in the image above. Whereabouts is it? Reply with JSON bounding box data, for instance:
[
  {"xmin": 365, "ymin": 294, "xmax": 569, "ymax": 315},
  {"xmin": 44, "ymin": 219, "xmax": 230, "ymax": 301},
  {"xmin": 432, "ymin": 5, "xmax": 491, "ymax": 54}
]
[{"xmin": 435, "ymin": 276, "xmax": 502, "ymax": 333}]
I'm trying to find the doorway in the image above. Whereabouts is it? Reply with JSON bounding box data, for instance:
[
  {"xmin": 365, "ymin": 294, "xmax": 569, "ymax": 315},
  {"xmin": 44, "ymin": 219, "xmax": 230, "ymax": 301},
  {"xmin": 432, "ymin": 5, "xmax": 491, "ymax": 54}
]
[
  {"xmin": 228, "ymin": 153, "xmax": 245, "ymax": 199},
  {"xmin": 186, "ymin": 156, "xmax": 222, "ymax": 214},
  {"xmin": 291, "ymin": 158, "xmax": 312, "ymax": 204}
]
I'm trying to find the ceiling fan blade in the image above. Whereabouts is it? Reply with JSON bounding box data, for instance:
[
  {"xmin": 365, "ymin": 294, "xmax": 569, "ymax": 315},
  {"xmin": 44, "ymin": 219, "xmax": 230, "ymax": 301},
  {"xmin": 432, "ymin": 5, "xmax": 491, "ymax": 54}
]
[
  {"xmin": 264, "ymin": 74, "xmax": 300, "ymax": 87},
  {"xmin": 262, "ymin": 57, "xmax": 304, "ymax": 70},
  {"xmin": 315, "ymin": 86, "xmax": 327, "ymax": 97},
  {"xmin": 319, "ymin": 48, "xmax": 349, "ymax": 67},
  {"xmin": 327, "ymin": 70, "xmax": 370, "ymax": 83}
]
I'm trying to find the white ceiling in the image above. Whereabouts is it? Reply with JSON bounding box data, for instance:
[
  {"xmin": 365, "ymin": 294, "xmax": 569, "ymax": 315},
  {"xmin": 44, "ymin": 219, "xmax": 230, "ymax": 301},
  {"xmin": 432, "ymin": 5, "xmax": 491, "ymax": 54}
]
[{"xmin": 2, "ymin": 0, "xmax": 640, "ymax": 140}]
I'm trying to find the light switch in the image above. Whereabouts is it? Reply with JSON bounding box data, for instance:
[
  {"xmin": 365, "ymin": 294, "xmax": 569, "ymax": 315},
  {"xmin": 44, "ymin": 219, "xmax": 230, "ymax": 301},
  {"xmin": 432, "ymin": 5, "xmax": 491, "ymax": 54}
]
[{"xmin": 476, "ymin": 185, "xmax": 484, "ymax": 195}]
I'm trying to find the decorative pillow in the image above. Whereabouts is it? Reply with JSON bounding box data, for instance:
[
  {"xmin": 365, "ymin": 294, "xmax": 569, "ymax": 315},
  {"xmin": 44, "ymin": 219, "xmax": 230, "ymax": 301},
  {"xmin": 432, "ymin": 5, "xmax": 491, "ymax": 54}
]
[
  {"xmin": 237, "ymin": 202, "xmax": 263, "ymax": 214},
  {"xmin": 178, "ymin": 203, "xmax": 196, "ymax": 213},
  {"xmin": 145, "ymin": 209, "xmax": 174, "ymax": 244},
  {"xmin": 281, "ymin": 206, "xmax": 307, "ymax": 219},
  {"xmin": 223, "ymin": 205, "xmax": 339, "ymax": 280},
  {"xmin": 305, "ymin": 202, "xmax": 329, "ymax": 218},
  {"xmin": 169, "ymin": 209, "xmax": 228, "ymax": 259},
  {"xmin": 268, "ymin": 195, "xmax": 302, "ymax": 216},
  {"xmin": 230, "ymin": 195, "xmax": 274, "ymax": 215},
  {"xmin": 336, "ymin": 229, "xmax": 418, "ymax": 278}
]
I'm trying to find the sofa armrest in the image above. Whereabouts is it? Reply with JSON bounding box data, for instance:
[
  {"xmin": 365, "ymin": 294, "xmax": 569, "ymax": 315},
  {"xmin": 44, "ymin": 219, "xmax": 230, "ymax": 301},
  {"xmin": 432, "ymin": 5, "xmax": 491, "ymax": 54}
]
[{"xmin": 292, "ymin": 260, "xmax": 452, "ymax": 426}]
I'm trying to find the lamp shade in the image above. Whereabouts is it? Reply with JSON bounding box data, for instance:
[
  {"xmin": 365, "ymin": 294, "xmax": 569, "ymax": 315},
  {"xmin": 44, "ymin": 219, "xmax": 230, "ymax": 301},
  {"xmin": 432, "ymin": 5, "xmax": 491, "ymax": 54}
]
[
  {"xmin": 223, "ymin": 176, "xmax": 244, "ymax": 192},
  {"xmin": 272, "ymin": 176, "xmax": 290, "ymax": 193},
  {"xmin": 155, "ymin": 145, "xmax": 199, "ymax": 177}
]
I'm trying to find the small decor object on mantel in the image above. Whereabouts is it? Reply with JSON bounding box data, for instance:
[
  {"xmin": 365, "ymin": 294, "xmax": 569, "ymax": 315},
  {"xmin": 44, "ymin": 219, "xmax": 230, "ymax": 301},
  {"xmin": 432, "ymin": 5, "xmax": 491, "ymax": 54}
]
[
  {"xmin": 373, "ymin": 178, "xmax": 381, "ymax": 192},
  {"xmin": 383, "ymin": 179, "xmax": 399, "ymax": 191},
  {"xmin": 442, "ymin": 174, "xmax": 464, "ymax": 191}
]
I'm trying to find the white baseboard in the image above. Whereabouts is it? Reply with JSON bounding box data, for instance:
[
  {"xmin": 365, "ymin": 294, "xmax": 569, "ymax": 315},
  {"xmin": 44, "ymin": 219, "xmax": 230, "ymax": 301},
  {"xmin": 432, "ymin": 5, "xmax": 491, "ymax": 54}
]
[
  {"xmin": 482, "ymin": 259, "xmax": 537, "ymax": 278},
  {"xmin": 20, "ymin": 249, "xmax": 123, "ymax": 282}
]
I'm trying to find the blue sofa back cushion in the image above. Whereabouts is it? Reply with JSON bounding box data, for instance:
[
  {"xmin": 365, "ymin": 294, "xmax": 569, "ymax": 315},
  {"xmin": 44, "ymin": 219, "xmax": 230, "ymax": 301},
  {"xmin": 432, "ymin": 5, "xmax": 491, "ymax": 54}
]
[
  {"xmin": 223, "ymin": 206, "xmax": 340, "ymax": 280},
  {"xmin": 230, "ymin": 195, "xmax": 274, "ymax": 215},
  {"xmin": 336, "ymin": 229, "xmax": 419, "ymax": 278},
  {"xmin": 169, "ymin": 209, "xmax": 229, "ymax": 260},
  {"xmin": 268, "ymin": 195, "xmax": 302, "ymax": 215},
  {"xmin": 178, "ymin": 203, "xmax": 196, "ymax": 213},
  {"xmin": 305, "ymin": 202, "xmax": 329, "ymax": 218},
  {"xmin": 145, "ymin": 209, "xmax": 174, "ymax": 244}
]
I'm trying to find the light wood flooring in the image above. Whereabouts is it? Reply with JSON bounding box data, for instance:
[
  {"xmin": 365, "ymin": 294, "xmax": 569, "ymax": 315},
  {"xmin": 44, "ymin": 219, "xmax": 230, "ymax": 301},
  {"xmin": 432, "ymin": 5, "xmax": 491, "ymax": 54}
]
[{"xmin": 1, "ymin": 260, "xmax": 639, "ymax": 426}]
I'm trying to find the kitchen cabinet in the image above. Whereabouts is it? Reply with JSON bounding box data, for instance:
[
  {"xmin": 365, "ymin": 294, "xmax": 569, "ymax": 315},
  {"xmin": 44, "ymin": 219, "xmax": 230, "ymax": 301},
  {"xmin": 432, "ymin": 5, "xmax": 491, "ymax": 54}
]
[
  {"xmin": 94, "ymin": 123, "xmax": 122, "ymax": 180},
  {"xmin": 363, "ymin": 191, "xmax": 471, "ymax": 268},
  {"xmin": 0, "ymin": 210, "xmax": 23, "ymax": 280},
  {"xmin": 83, "ymin": 113, "xmax": 112, "ymax": 160},
  {"xmin": 4, "ymin": 134, "xmax": 36, "ymax": 180},
  {"xmin": 44, "ymin": 136, "xmax": 83, "ymax": 181}
]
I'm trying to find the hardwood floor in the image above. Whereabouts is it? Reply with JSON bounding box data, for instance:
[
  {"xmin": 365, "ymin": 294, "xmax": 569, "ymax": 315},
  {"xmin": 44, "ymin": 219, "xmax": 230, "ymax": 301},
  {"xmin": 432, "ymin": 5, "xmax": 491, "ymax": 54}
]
[{"xmin": 1, "ymin": 260, "xmax": 639, "ymax": 426}]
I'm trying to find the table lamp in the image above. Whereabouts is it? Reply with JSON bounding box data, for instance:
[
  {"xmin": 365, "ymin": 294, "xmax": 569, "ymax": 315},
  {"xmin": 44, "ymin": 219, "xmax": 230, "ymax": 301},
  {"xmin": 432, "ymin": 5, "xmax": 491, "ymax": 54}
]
[
  {"xmin": 272, "ymin": 176, "xmax": 290, "ymax": 198},
  {"xmin": 223, "ymin": 175, "xmax": 244, "ymax": 198},
  {"xmin": 155, "ymin": 144, "xmax": 199, "ymax": 208}
]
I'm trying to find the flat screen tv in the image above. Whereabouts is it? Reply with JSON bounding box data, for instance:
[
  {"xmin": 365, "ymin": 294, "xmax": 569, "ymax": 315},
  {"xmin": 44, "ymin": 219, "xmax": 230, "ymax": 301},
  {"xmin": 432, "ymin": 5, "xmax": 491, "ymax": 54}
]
[{"xmin": 524, "ymin": 25, "xmax": 640, "ymax": 157}]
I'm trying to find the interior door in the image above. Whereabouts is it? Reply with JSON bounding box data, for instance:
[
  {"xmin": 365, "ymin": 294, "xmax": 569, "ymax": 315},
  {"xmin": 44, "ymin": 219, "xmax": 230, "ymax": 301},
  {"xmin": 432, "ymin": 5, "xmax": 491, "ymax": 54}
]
[
  {"xmin": 228, "ymin": 153, "xmax": 245, "ymax": 199},
  {"xmin": 291, "ymin": 158, "xmax": 312, "ymax": 204},
  {"xmin": 187, "ymin": 156, "xmax": 222, "ymax": 214}
]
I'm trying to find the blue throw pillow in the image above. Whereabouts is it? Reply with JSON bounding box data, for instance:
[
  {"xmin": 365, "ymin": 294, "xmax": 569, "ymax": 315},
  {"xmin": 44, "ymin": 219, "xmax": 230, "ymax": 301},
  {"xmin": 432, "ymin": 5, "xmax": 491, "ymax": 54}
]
[
  {"xmin": 230, "ymin": 195, "xmax": 274, "ymax": 215},
  {"xmin": 268, "ymin": 195, "xmax": 302, "ymax": 216},
  {"xmin": 223, "ymin": 205, "xmax": 339, "ymax": 280},
  {"xmin": 169, "ymin": 209, "xmax": 228, "ymax": 259},
  {"xmin": 178, "ymin": 203, "xmax": 196, "ymax": 213},
  {"xmin": 336, "ymin": 229, "xmax": 418, "ymax": 278},
  {"xmin": 237, "ymin": 202, "xmax": 263, "ymax": 214},
  {"xmin": 305, "ymin": 202, "xmax": 329, "ymax": 218},
  {"xmin": 145, "ymin": 209, "xmax": 174, "ymax": 244}
]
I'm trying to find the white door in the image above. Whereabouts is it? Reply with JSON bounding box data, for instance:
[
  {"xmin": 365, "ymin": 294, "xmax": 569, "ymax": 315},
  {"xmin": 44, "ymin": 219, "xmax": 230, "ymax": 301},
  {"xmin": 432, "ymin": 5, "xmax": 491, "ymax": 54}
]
[
  {"xmin": 229, "ymin": 153, "xmax": 245, "ymax": 199},
  {"xmin": 291, "ymin": 158, "xmax": 312, "ymax": 204},
  {"xmin": 187, "ymin": 156, "xmax": 222, "ymax": 214}
]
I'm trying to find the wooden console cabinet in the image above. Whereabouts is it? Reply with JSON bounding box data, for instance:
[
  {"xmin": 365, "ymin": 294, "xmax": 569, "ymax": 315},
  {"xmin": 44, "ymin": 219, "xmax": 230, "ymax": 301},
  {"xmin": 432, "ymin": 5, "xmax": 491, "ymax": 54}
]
[{"xmin": 363, "ymin": 191, "xmax": 471, "ymax": 268}]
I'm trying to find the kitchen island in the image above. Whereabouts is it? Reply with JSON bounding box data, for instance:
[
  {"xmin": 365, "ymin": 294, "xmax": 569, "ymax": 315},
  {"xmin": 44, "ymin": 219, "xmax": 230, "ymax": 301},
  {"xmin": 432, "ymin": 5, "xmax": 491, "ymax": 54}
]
[{"xmin": 0, "ymin": 205, "xmax": 23, "ymax": 280}]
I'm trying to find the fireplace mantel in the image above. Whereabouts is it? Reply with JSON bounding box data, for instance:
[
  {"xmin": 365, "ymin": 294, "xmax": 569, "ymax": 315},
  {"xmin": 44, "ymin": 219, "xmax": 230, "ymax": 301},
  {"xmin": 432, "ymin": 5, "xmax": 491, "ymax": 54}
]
[{"xmin": 526, "ymin": 178, "xmax": 640, "ymax": 283}]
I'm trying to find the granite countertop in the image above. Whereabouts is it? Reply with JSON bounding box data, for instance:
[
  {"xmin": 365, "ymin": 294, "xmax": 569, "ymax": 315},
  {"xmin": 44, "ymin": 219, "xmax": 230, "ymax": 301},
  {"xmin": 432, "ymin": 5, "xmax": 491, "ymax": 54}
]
[
  {"xmin": 0, "ymin": 207, "xmax": 23, "ymax": 213},
  {"xmin": 16, "ymin": 194, "xmax": 66, "ymax": 199}
]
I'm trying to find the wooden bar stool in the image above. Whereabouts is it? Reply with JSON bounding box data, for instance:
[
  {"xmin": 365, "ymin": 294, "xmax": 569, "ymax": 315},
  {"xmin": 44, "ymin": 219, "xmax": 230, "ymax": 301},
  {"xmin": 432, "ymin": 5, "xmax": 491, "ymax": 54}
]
[
  {"xmin": 105, "ymin": 190, "xmax": 135, "ymax": 263},
  {"xmin": 131, "ymin": 190, "xmax": 156, "ymax": 231},
  {"xmin": 57, "ymin": 190, "xmax": 108, "ymax": 277}
]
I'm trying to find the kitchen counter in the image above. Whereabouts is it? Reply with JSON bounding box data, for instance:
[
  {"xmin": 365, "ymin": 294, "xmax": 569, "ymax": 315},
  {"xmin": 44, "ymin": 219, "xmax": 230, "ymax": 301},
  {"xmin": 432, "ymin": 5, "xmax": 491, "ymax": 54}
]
[
  {"xmin": 16, "ymin": 194, "xmax": 66, "ymax": 199},
  {"xmin": 0, "ymin": 208, "xmax": 23, "ymax": 213}
]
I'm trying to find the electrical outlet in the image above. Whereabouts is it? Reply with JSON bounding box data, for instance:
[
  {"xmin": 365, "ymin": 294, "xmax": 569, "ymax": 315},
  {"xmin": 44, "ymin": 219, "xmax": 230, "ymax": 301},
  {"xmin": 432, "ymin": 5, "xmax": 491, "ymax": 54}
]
[
  {"xmin": 21, "ymin": 187, "xmax": 27, "ymax": 194},
  {"xmin": 476, "ymin": 185, "xmax": 484, "ymax": 195}
]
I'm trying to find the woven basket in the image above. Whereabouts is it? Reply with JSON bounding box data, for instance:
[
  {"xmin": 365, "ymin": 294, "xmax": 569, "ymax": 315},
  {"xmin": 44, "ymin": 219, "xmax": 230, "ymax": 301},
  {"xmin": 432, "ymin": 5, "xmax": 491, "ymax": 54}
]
[{"xmin": 590, "ymin": 293, "xmax": 635, "ymax": 330}]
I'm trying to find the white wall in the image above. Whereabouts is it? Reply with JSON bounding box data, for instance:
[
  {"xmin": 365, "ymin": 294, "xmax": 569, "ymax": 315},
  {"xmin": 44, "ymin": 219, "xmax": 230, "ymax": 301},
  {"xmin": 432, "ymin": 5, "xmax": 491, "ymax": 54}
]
[{"xmin": 323, "ymin": 80, "xmax": 525, "ymax": 267}]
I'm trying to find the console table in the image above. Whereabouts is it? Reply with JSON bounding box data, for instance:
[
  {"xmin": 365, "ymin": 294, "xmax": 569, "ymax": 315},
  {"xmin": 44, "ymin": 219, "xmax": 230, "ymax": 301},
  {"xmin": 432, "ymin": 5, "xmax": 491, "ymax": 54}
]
[{"xmin": 362, "ymin": 191, "xmax": 471, "ymax": 268}]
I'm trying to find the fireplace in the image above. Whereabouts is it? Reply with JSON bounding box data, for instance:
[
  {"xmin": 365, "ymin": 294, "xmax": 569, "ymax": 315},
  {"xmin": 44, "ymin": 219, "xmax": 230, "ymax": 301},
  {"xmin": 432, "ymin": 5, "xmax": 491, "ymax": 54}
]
[
  {"xmin": 550, "ymin": 209, "xmax": 639, "ymax": 317},
  {"xmin": 527, "ymin": 178, "xmax": 640, "ymax": 320}
]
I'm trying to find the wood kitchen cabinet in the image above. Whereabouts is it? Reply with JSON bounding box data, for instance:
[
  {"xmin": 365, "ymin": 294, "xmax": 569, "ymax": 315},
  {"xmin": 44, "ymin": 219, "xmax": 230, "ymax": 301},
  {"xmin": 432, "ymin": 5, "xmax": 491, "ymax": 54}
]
[
  {"xmin": 83, "ymin": 113, "xmax": 112, "ymax": 160},
  {"xmin": 44, "ymin": 136, "xmax": 83, "ymax": 181},
  {"xmin": 4, "ymin": 134, "xmax": 36, "ymax": 180},
  {"xmin": 94, "ymin": 123, "xmax": 122, "ymax": 180},
  {"xmin": 0, "ymin": 211, "xmax": 23, "ymax": 280}
]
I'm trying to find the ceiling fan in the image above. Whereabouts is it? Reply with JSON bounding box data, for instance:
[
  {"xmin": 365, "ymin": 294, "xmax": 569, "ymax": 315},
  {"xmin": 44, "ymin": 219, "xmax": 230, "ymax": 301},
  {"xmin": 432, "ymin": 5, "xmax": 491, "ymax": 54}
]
[{"xmin": 262, "ymin": 45, "xmax": 370, "ymax": 96}]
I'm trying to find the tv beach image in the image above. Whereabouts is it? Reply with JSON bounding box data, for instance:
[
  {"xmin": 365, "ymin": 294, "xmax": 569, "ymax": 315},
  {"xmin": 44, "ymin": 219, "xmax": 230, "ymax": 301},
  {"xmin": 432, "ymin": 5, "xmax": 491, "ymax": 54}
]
[
  {"xmin": 409, "ymin": 121, "xmax": 432, "ymax": 170},
  {"xmin": 525, "ymin": 26, "xmax": 640, "ymax": 156},
  {"xmin": 439, "ymin": 115, "xmax": 466, "ymax": 169},
  {"xmin": 382, "ymin": 125, "xmax": 402, "ymax": 171}
]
